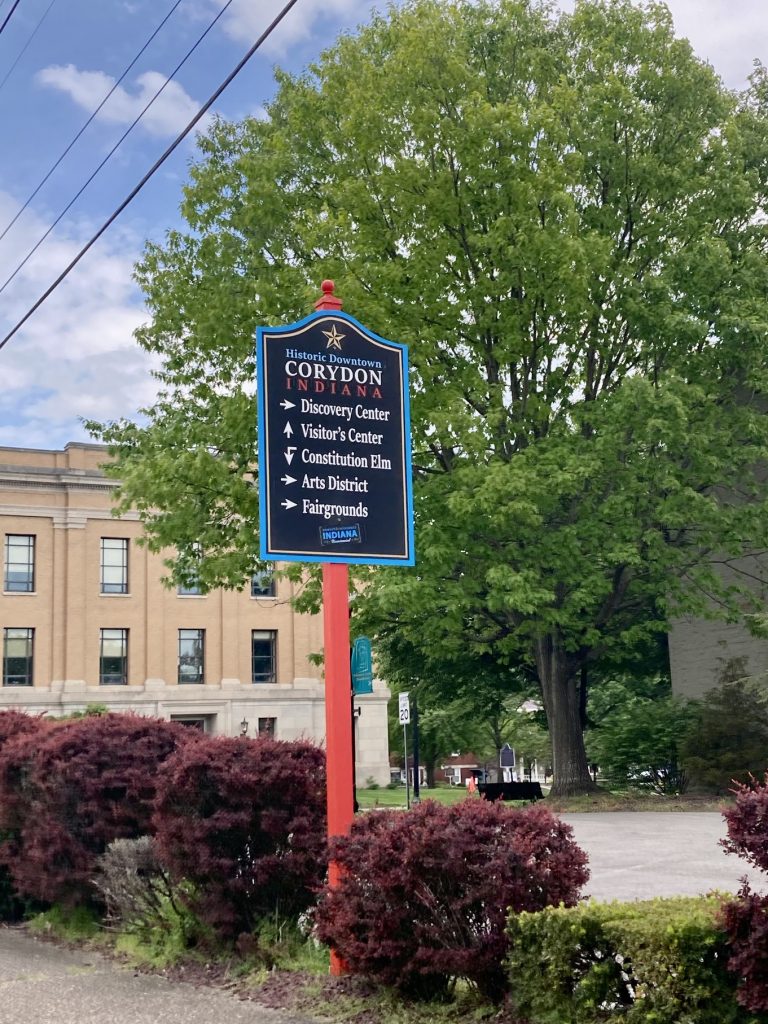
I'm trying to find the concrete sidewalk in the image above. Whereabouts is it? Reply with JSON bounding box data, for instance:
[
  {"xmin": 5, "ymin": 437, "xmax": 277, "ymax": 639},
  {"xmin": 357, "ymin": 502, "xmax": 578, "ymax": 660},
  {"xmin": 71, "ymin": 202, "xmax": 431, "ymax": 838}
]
[{"xmin": 0, "ymin": 927, "xmax": 318, "ymax": 1024}]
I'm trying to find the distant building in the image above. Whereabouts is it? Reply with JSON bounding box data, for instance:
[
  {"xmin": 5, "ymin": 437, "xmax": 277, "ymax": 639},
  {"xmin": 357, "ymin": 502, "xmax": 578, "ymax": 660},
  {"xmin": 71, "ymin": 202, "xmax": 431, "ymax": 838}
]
[
  {"xmin": 669, "ymin": 551, "xmax": 768, "ymax": 699},
  {"xmin": 0, "ymin": 442, "xmax": 390, "ymax": 784},
  {"xmin": 440, "ymin": 752, "xmax": 483, "ymax": 786}
]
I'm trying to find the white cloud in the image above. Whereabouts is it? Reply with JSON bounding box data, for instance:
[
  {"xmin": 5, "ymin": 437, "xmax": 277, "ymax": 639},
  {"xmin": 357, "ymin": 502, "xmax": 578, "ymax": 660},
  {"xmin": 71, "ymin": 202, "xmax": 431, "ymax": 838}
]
[
  {"xmin": 0, "ymin": 191, "xmax": 158, "ymax": 449},
  {"xmin": 200, "ymin": 0, "xmax": 372, "ymax": 56},
  {"xmin": 36, "ymin": 65, "xmax": 212, "ymax": 138},
  {"xmin": 556, "ymin": 0, "xmax": 767, "ymax": 91},
  {"xmin": 663, "ymin": 0, "xmax": 767, "ymax": 90}
]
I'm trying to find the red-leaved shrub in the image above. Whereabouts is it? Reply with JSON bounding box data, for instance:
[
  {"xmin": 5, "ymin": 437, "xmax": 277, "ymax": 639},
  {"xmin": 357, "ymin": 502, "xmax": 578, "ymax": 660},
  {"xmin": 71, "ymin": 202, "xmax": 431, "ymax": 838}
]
[
  {"xmin": 720, "ymin": 776, "xmax": 768, "ymax": 1010},
  {"xmin": 153, "ymin": 735, "xmax": 326, "ymax": 941},
  {"xmin": 722, "ymin": 777, "xmax": 768, "ymax": 873},
  {"xmin": 314, "ymin": 799, "xmax": 589, "ymax": 1001},
  {"xmin": 0, "ymin": 712, "xmax": 55, "ymax": 919},
  {"xmin": 0, "ymin": 710, "xmax": 50, "ymax": 749},
  {"xmin": 0, "ymin": 714, "xmax": 193, "ymax": 907},
  {"xmin": 0, "ymin": 712, "xmax": 54, "ymax": 834},
  {"xmin": 720, "ymin": 884, "xmax": 768, "ymax": 1013}
]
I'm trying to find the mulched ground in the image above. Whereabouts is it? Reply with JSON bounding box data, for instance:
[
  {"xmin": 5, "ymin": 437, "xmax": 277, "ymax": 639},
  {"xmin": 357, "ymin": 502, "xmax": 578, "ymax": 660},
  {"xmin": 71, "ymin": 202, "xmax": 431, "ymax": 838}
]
[{"xmin": 26, "ymin": 924, "xmax": 527, "ymax": 1024}]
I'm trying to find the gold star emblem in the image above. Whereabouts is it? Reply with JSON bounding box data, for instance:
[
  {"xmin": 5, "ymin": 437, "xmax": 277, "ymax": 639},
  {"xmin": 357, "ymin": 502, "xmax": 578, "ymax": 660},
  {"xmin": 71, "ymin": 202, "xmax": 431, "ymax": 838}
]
[{"xmin": 323, "ymin": 324, "xmax": 345, "ymax": 350}]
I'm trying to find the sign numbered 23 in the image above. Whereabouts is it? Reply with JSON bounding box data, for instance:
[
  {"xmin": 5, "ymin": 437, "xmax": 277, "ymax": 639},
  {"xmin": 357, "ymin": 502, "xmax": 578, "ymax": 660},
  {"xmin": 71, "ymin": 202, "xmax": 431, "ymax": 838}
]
[{"xmin": 398, "ymin": 692, "xmax": 410, "ymax": 725}]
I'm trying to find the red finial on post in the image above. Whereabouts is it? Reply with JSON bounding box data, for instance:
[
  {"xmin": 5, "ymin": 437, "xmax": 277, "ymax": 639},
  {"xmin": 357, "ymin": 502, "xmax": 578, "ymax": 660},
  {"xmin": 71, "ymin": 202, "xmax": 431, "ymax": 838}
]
[{"xmin": 315, "ymin": 279, "xmax": 343, "ymax": 311}]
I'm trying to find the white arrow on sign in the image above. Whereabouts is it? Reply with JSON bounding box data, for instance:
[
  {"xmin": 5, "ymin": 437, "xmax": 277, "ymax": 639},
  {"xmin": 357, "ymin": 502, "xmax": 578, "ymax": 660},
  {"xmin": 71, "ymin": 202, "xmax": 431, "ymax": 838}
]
[
  {"xmin": 281, "ymin": 474, "xmax": 297, "ymax": 485},
  {"xmin": 280, "ymin": 400, "xmax": 295, "ymax": 410},
  {"xmin": 281, "ymin": 499, "xmax": 297, "ymax": 510},
  {"xmin": 283, "ymin": 422, "xmax": 293, "ymax": 437},
  {"xmin": 284, "ymin": 447, "xmax": 296, "ymax": 464}
]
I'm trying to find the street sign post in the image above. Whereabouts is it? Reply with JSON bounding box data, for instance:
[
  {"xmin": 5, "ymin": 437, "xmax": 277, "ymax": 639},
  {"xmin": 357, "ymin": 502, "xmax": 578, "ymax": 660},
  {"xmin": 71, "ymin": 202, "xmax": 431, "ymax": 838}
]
[
  {"xmin": 399, "ymin": 691, "xmax": 410, "ymax": 810},
  {"xmin": 256, "ymin": 285, "xmax": 415, "ymax": 566},
  {"xmin": 255, "ymin": 281, "xmax": 414, "ymax": 976},
  {"xmin": 398, "ymin": 691, "xmax": 410, "ymax": 724}
]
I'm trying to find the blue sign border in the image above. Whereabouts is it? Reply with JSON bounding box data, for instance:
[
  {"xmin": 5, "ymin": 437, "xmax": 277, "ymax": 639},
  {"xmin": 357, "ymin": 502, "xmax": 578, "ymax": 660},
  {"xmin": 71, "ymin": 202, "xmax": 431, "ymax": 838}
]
[{"xmin": 256, "ymin": 309, "xmax": 415, "ymax": 567}]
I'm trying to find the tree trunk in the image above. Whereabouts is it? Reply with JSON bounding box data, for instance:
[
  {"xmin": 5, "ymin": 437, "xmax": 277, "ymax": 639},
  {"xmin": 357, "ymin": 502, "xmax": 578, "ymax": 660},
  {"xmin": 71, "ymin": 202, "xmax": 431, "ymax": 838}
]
[{"xmin": 534, "ymin": 635, "xmax": 597, "ymax": 797}]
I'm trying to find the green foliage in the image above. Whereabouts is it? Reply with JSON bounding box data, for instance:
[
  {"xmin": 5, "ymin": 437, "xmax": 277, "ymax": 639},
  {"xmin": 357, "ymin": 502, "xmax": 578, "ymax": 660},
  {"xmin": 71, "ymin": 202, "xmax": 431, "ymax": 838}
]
[
  {"xmin": 93, "ymin": 836, "xmax": 186, "ymax": 941},
  {"xmin": 508, "ymin": 896, "xmax": 762, "ymax": 1024},
  {"xmin": 113, "ymin": 891, "xmax": 207, "ymax": 968},
  {"xmin": 681, "ymin": 681, "xmax": 768, "ymax": 793},
  {"xmin": 249, "ymin": 915, "xmax": 329, "ymax": 974},
  {"xmin": 586, "ymin": 678, "xmax": 695, "ymax": 793},
  {"xmin": 29, "ymin": 904, "xmax": 101, "ymax": 942},
  {"xmin": 60, "ymin": 703, "xmax": 109, "ymax": 720},
  {"xmin": 90, "ymin": 0, "xmax": 768, "ymax": 795}
]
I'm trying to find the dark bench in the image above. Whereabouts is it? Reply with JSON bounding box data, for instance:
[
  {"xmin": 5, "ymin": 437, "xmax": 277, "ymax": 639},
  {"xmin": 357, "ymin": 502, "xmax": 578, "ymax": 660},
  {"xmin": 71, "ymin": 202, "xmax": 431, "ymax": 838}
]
[{"xmin": 478, "ymin": 781, "xmax": 544, "ymax": 802}]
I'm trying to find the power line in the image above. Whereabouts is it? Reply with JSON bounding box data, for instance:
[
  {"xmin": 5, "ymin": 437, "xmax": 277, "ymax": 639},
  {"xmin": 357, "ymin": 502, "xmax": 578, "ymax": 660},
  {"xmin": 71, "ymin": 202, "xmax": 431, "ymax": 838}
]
[
  {"xmin": 0, "ymin": 0, "xmax": 189, "ymax": 244},
  {"xmin": 0, "ymin": 0, "xmax": 22, "ymax": 39},
  {"xmin": 0, "ymin": 0, "xmax": 59, "ymax": 97},
  {"xmin": 0, "ymin": 0, "xmax": 183, "ymax": 237},
  {"xmin": 0, "ymin": 0, "xmax": 236, "ymax": 298},
  {"xmin": 0, "ymin": 0, "xmax": 301, "ymax": 353}
]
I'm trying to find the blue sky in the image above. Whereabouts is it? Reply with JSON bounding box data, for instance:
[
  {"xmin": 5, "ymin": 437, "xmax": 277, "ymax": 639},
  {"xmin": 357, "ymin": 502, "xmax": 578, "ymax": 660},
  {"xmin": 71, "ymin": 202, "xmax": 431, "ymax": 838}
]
[{"xmin": 0, "ymin": 0, "xmax": 766, "ymax": 451}]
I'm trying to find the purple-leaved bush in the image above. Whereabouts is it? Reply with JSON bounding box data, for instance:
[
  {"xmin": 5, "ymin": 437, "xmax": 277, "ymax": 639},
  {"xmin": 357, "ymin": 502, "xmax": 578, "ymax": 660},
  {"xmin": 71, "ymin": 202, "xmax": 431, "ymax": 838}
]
[
  {"xmin": 153, "ymin": 735, "xmax": 326, "ymax": 941},
  {"xmin": 314, "ymin": 798, "xmax": 589, "ymax": 1001}
]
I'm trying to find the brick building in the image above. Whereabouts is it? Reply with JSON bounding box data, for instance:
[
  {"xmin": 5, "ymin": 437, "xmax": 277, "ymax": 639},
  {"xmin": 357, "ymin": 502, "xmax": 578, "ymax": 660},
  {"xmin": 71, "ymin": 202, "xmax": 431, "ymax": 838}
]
[{"xmin": 0, "ymin": 442, "xmax": 390, "ymax": 784}]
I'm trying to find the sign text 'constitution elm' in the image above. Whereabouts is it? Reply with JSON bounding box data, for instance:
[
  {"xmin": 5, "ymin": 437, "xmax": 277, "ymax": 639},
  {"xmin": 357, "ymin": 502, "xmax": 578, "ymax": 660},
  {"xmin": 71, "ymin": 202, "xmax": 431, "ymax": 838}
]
[{"xmin": 256, "ymin": 306, "xmax": 415, "ymax": 565}]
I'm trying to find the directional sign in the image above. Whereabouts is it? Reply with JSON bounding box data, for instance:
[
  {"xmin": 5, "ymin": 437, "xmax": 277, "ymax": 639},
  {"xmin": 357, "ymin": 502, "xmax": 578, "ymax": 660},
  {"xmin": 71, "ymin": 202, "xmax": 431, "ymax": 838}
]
[
  {"xmin": 257, "ymin": 310, "xmax": 415, "ymax": 565},
  {"xmin": 398, "ymin": 692, "xmax": 410, "ymax": 725}
]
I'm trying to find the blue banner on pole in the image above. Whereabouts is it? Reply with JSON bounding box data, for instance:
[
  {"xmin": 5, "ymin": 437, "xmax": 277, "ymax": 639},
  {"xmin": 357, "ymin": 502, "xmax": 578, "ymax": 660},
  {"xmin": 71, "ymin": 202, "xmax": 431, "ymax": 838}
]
[{"xmin": 351, "ymin": 636, "xmax": 374, "ymax": 694}]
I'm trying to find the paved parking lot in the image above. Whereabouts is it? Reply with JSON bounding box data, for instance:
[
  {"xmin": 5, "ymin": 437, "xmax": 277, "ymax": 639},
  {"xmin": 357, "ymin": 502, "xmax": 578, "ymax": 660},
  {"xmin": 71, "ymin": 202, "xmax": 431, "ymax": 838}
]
[{"xmin": 563, "ymin": 811, "xmax": 765, "ymax": 902}]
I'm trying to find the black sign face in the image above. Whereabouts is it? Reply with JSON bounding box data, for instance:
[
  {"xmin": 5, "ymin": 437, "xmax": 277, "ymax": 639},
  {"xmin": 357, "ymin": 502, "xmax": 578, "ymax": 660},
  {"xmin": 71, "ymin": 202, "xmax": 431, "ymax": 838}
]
[{"xmin": 256, "ymin": 311, "xmax": 415, "ymax": 565}]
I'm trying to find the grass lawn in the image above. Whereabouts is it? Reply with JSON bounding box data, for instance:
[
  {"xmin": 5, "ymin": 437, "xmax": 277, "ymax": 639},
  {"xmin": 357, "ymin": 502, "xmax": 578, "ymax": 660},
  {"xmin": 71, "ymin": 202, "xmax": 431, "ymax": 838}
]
[
  {"xmin": 356, "ymin": 785, "xmax": 474, "ymax": 809},
  {"xmin": 356, "ymin": 785, "xmax": 730, "ymax": 813}
]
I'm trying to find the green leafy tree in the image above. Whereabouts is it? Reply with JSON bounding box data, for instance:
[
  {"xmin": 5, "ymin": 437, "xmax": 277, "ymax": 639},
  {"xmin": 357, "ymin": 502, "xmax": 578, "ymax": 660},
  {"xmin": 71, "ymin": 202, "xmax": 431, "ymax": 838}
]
[
  {"xmin": 378, "ymin": 637, "xmax": 524, "ymax": 786},
  {"xmin": 586, "ymin": 678, "xmax": 695, "ymax": 793},
  {"xmin": 681, "ymin": 680, "xmax": 768, "ymax": 793},
  {"xmin": 92, "ymin": 0, "xmax": 768, "ymax": 794}
]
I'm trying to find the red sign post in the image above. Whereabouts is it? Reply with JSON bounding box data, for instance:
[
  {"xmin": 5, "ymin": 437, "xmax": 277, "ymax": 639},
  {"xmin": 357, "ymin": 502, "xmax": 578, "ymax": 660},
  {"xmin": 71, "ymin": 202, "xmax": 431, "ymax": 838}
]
[{"xmin": 315, "ymin": 284, "xmax": 354, "ymax": 975}]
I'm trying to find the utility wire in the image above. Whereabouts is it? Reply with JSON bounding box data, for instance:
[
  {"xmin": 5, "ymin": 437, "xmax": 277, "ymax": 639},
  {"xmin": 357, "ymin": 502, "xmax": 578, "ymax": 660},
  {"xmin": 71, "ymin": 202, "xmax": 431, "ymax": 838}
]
[
  {"xmin": 0, "ymin": 0, "xmax": 300, "ymax": 353},
  {"xmin": 0, "ymin": 0, "xmax": 22, "ymax": 39},
  {"xmin": 0, "ymin": 0, "xmax": 186, "ymax": 243},
  {"xmin": 0, "ymin": 0, "xmax": 58, "ymax": 96},
  {"xmin": 0, "ymin": 0, "xmax": 236, "ymax": 298}
]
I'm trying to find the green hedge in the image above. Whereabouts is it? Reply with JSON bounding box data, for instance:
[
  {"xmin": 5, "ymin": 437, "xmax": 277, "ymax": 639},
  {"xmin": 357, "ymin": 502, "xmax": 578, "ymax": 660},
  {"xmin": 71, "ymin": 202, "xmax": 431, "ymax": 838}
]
[{"xmin": 508, "ymin": 896, "xmax": 768, "ymax": 1024}]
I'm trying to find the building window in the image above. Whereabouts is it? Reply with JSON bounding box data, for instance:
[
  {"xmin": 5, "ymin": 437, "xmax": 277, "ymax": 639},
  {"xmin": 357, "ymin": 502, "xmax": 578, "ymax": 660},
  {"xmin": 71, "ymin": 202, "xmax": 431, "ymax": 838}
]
[
  {"xmin": 178, "ymin": 544, "xmax": 202, "ymax": 595},
  {"xmin": 258, "ymin": 717, "xmax": 276, "ymax": 738},
  {"xmin": 3, "ymin": 628, "xmax": 33, "ymax": 686},
  {"xmin": 177, "ymin": 580, "xmax": 202, "ymax": 596},
  {"xmin": 178, "ymin": 629, "xmax": 205, "ymax": 684},
  {"xmin": 4, "ymin": 535, "xmax": 35, "ymax": 592},
  {"xmin": 100, "ymin": 538, "xmax": 128, "ymax": 594},
  {"xmin": 252, "ymin": 630, "xmax": 276, "ymax": 684},
  {"xmin": 251, "ymin": 569, "xmax": 276, "ymax": 598},
  {"xmin": 100, "ymin": 628, "xmax": 128, "ymax": 685}
]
